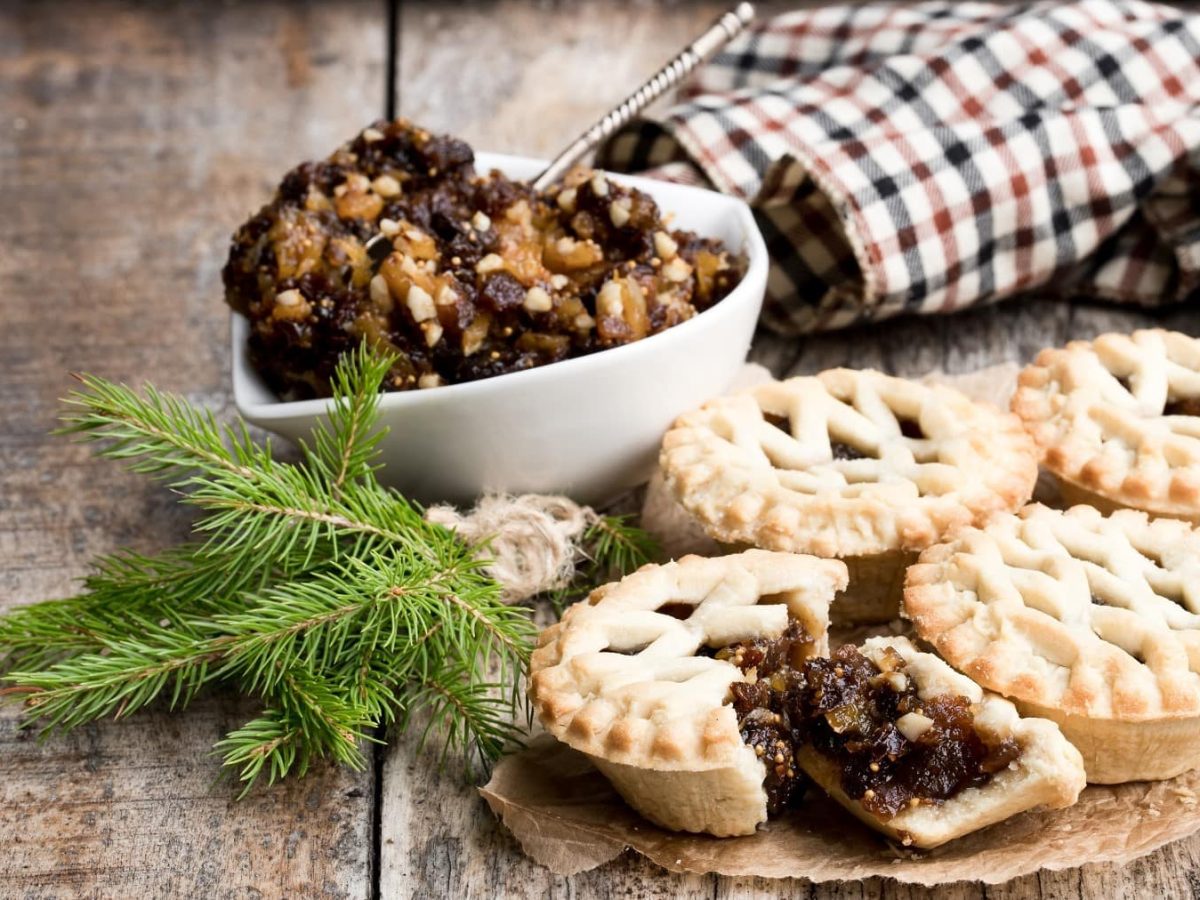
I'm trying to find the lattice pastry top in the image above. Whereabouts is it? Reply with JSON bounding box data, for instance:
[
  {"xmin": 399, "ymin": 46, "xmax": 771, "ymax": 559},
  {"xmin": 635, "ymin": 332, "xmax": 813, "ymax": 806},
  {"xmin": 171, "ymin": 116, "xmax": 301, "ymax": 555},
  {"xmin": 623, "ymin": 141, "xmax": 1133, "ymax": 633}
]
[
  {"xmin": 1013, "ymin": 329, "xmax": 1200, "ymax": 519},
  {"xmin": 905, "ymin": 504, "xmax": 1200, "ymax": 721},
  {"xmin": 529, "ymin": 550, "xmax": 847, "ymax": 770},
  {"xmin": 660, "ymin": 369, "xmax": 1038, "ymax": 558}
]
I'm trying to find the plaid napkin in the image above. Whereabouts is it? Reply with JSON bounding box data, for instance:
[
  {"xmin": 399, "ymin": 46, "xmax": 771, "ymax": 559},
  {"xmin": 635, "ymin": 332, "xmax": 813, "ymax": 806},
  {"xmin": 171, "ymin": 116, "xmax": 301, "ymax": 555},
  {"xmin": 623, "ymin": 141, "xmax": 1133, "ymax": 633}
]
[{"xmin": 597, "ymin": 1, "xmax": 1200, "ymax": 334}]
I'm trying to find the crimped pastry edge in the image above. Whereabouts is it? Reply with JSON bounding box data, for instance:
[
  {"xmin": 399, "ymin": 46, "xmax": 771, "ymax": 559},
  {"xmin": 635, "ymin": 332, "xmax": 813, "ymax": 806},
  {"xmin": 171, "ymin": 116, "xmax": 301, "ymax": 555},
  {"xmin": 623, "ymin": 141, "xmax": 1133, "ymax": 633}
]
[
  {"xmin": 661, "ymin": 369, "xmax": 1039, "ymax": 558},
  {"xmin": 904, "ymin": 504, "xmax": 1200, "ymax": 731},
  {"xmin": 795, "ymin": 637, "xmax": 1085, "ymax": 849},
  {"xmin": 1012, "ymin": 329, "xmax": 1200, "ymax": 520},
  {"xmin": 529, "ymin": 550, "xmax": 847, "ymax": 772}
]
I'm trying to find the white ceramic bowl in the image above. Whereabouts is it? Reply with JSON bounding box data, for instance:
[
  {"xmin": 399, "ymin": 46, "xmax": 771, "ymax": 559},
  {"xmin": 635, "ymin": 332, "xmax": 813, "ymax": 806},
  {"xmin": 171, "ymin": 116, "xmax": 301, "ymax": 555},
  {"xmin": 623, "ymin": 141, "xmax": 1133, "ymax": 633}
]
[{"xmin": 231, "ymin": 152, "xmax": 767, "ymax": 505}]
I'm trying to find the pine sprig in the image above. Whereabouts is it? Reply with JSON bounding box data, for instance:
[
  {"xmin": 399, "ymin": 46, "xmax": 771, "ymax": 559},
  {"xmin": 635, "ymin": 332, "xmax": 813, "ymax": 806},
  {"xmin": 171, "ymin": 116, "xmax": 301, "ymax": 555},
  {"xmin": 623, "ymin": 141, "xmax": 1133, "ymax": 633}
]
[
  {"xmin": 584, "ymin": 514, "xmax": 661, "ymax": 579},
  {"xmin": 549, "ymin": 513, "xmax": 661, "ymax": 613},
  {"xmin": 2, "ymin": 346, "xmax": 537, "ymax": 793}
]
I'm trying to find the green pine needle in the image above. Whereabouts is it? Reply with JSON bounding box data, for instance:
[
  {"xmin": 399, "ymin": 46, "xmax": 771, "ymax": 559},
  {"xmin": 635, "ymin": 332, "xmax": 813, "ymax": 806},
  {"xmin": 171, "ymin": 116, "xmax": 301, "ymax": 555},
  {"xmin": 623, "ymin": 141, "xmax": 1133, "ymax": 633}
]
[
  {"xmin": 1, "ymin": 346, "xmax": 538, "ymax": 794},
  {"xmin": 548, "ymin": 513, "xmax": 661, "ymax": 614}
]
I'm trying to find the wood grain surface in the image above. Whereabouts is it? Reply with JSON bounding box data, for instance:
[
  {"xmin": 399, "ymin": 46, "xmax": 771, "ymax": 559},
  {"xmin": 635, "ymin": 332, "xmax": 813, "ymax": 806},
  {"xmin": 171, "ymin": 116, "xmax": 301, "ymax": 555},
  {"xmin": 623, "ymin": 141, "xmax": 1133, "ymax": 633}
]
[
  {"xmin": 0, "ymin": 1, "xmax": 384, "ymax": 896},
  {"xmin": 3, "ymin": 1, "xmax": 1200, "ymax": 897}
]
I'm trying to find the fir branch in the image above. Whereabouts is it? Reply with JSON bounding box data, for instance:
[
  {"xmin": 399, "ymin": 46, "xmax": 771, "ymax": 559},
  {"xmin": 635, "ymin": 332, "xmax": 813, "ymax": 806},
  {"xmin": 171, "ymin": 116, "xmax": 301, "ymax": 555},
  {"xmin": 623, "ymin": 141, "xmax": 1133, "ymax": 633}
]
[
  {"xmin": 585, "ymin": 514, "xmax": 660, "ymax": 578},
  {"xmin": 549, "ymin": 513, "xmax": 661, "ymax": 614},
  {"xmin": 1, "ymin": 345, "xmax": 541, "ymax": 794},
  {"xmin": 408, "ymin": 660, "xmax": 530, "ymax": 768},
  {"xmin": 0, "ymin": 545, "xmax": 278, "ymax": 674},
  {"xmin": 304, "ymin": 344, "xmax": 392, "ymax": 494},
  {"xmin": 215, "ymin": 670, "xmax": 373, "ymax": 798},
  {"xmin": 2, "ymin": 626, "xmax": 231, "ymax": 730}
]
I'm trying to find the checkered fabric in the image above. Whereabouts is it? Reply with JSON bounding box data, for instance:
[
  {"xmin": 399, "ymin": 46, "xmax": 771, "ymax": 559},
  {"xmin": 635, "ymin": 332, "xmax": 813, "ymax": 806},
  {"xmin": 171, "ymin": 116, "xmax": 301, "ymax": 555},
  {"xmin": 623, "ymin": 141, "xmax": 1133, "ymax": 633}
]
[{"xmin": 596, "ymin": 1, "xmax": 1200, "ymax": 334}]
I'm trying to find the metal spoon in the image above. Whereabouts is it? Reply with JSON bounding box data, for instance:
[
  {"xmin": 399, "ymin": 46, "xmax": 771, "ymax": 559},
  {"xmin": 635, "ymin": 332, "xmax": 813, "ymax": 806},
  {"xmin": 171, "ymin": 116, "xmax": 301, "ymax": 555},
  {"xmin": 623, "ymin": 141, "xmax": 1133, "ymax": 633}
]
[
  {"xmin": 530, "ymin": 2, "xmax": 755, "ymax": 191},
  {"xmin": 367, "ymin": 2, "xmax": 755, "ymax": 266}
]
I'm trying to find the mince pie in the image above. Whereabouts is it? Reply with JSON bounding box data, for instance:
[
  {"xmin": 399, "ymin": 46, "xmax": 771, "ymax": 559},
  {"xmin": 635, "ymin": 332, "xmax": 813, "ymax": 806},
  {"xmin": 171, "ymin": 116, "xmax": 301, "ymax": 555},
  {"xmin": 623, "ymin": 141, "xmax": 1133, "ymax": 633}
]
[
  {"xmin": 905, "ymin": 503, "xmax": 1200, "ymax": 783},
  {"xmin": 660, "ymin": 369, "xmax": 1038, "ymax": 622},
  {"xmin": 792, "ymin": 637, "xmax": 1085, "ymax": 849},
  {"xmin": 1013, "ymin": 329, "xmax": 1200, "ymax": 521},
  {"xmin": 529, "ymin": 550, "xmax": 847, "ymax": 836}
]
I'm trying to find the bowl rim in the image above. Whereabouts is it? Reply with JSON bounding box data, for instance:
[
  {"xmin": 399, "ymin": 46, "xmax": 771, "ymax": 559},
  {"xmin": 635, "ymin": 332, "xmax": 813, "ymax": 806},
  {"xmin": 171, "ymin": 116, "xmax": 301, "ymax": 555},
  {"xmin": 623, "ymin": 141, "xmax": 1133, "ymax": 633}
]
[{"xmin": 231, "ymin": 152, "xmax": 768, "ymax": 421}]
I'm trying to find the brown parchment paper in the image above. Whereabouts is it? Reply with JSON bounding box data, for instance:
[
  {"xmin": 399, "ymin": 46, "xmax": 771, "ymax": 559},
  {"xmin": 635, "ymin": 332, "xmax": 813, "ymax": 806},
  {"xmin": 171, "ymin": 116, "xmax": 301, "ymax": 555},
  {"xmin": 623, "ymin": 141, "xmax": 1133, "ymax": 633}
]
[
  {"xmin": 481, "ymin": 734, "xmax": 1200, "ymax": 883},
  {"xmin": 482, "ymin": 363, "xmax": 1200, "ymax": 882}
]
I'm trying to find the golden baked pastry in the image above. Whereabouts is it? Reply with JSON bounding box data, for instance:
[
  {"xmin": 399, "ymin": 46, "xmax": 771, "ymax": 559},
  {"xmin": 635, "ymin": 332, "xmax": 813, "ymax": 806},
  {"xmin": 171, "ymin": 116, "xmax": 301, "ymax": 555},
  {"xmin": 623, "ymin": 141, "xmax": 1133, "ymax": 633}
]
[
  {"xmin": 1013, "ymin": 328, "xmax": 1200, "ymax": 520},
  {"xmin": 529, "ymin": 550, "xmax": 847, "ymax": 836},
  {"xmin": 660, "ymin": 369, "xmax": 1038, "ymax": 621},
  {"xmin": 905, "ymin": 503, "xmax": 1200, "ymax": 783},
  {"xmin": 794, "ymin": 637, "xmax": 1085, "ymax": 849}
]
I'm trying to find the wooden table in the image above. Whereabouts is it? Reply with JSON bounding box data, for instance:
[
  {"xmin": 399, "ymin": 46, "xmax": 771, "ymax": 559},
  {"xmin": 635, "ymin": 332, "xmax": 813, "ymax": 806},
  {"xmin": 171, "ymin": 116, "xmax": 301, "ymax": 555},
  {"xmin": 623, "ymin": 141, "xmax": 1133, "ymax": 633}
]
[{"xmin": 3, "ymin": 2, "xmax": 1198, "ymax": 897}]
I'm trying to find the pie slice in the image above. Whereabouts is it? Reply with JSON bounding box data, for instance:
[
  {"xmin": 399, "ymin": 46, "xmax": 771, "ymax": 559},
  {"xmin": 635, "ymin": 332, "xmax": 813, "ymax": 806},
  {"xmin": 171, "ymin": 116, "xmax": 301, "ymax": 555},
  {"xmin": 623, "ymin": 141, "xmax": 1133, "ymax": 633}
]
[
  {"xmin": 792, "ymin": 636, "xmax": 1085, "ymax": 849},
  {"xmin": 905, "ymin": 503, "xmax": 1200, "ymax": 783},
  {"xmin": 660, "ymin": 369, "xmax": 1037, "ymax": 622},
  {"xmin": 529, "ymin": 550, "xmax": 848, "ymax": 836},
  {"xmin": 1013, "ymin": 328, "xmax": 1200, "ymax": 520}
]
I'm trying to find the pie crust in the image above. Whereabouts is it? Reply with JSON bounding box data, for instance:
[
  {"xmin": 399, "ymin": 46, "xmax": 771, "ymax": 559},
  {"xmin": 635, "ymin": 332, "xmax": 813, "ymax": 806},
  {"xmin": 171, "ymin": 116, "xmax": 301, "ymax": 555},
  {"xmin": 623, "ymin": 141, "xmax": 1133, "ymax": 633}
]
[
  {"xmin": 1012, "ymin": 329, "xmax": 1200, "ymax": 521},
  {"xmin": 529, "ymin": 550, "xmax": 847, "ymax": 836},
  {"xmin": 796, "ymin": 637, "xmax": 1085, "ymax": 849},
  {"xmin": 905, "ymin": 503, "xmax": 1200, "ymax": 783},
  {"xmin": 660, "ymin": 369, "xmax": 1039, "ymax": 560}
]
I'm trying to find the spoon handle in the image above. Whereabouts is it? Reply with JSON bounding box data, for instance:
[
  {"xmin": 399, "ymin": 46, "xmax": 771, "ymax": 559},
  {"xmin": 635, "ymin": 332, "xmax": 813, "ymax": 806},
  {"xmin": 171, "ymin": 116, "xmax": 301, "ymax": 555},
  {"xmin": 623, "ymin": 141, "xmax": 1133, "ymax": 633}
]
[{"xmin": 530, "ymin": 2, "xmax": 755, "ymax": 192}]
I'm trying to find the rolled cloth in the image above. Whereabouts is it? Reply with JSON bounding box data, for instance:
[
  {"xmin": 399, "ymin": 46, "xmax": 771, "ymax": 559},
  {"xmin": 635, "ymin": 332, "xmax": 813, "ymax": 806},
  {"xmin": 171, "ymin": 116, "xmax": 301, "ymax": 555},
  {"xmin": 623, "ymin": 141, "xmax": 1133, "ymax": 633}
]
[{"xmin": 597, "ymin": 1, "xmax": 1200, "ymax": 333}]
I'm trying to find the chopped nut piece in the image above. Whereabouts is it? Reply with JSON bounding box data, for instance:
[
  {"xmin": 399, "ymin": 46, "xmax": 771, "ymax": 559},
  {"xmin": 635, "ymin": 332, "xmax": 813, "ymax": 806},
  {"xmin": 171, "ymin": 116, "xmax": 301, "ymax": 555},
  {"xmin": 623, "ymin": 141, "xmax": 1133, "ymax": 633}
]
[
  {"xmin": 896, "ymin": 712, "xmax": 935, "ymax": 742},
  {"xmin": 590, "ymin": 172, "xmax": 609, "ymax": 197},
  {"xmin": 417, "ymin": 373, "xmax": 442, "ymax": 389},
  {"xmin": 369, "ymin": 274, "xmax": 391, "ymax": 309},
  {"xmin": 372, "ymin": 174, "xmax": 402, "ymax": 198},
  {"xmin": 476, "ymin": 253, "xmax": 505, "ymax": 274},
  {"xmin": 886, "ymin": 672, "xmax": 908, "ymax": 692},
  {"xmin": 609, "ymin": 197, "xmax": 632, "ymax": 228},
  {"xmin": 406, "ymin": 285, "xmax": 436, "ymax": 322},
  {"xmin": 421, "ymin": 320, "xmax": 443, "ymax": 347},
  {"xmin": 557, "ymin": 187, "xmax": 577, "ymax": 213},
  {"xmin": 271, "ymin": 289, "xmax": 311, "ymax": 321},
  {"xmin": 663, "ymin": 256, "xmax": 693, "ymax": 283},
  {"xmin": 523, "ymin": 286, "xmax": 553, "ymax": 313},
  {"xmin": 434, "ymin": 283, "xmax": 459, "ymax": 307},
  {"xmin": 472, "ymin": 210, "xmax": 491, "ymax": 232},
  {"xmin": 654, "ymin": 230, "xmax": 679, "ymax": 261},
  {"xmin": 362, "ymin": 127, "xmax": 384, "ymax": 142},
  {"xmin": 549, "ymin": 273, "xmax": 569, "ymax": 290},
  {"xmin": 596, "ymin": 280, "xmax": 624, "ymax": 319},
  {"xmin": 379, "ymin": 217, "xmax": 400, "ymax": 237}
]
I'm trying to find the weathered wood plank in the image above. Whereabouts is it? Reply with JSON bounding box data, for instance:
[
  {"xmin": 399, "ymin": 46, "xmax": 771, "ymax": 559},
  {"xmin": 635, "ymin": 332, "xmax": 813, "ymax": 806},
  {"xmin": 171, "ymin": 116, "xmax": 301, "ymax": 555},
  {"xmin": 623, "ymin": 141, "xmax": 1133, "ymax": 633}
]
[
  {"xmin": 394, "ymin": 0, "xmax": 764, "ymax": 159},
  {"xmin": 382, "ymin": 2, "xmax": 1200, "ymax": 897},
  {"xmin": 0, "ymin": 1, "xmax": 386, "ymax": 896}
]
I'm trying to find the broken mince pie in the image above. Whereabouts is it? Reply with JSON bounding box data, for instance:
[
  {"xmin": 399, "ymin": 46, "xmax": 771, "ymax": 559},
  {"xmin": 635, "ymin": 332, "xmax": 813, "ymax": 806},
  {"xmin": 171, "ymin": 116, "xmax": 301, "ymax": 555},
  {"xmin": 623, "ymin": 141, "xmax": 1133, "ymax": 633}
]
[
  {"xmin": 224, "ymin": 119, "xmax": 743, "ymax": 399},
  {"xmin": 529, "ymin": 550, "xmax": 848, "ymax": 836},
  {"xmin": 905, "ymin": 503, "xmax": 1200, "ymax": 783},
  {"xmin": 660, "ymin": 369, "xmax": 1038, "ymax": 622},
  {"xmin": 1013, "ymin": 329, "xmax": 1200, "ymax": 520},
  {"xmin": 792, "ymin": 636, "xmax": 1084, "ymax": 849}
]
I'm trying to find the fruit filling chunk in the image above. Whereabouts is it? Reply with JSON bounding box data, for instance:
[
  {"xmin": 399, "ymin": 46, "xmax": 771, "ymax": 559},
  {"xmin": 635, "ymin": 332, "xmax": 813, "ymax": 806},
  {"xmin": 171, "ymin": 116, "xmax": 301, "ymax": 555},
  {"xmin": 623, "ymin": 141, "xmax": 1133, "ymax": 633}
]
[{"xmin": 721, "ymin": 636, "xmax": 1020, "ymax": 818}]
